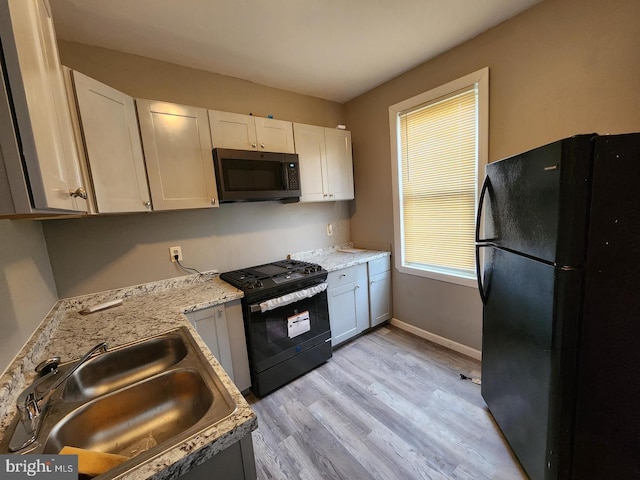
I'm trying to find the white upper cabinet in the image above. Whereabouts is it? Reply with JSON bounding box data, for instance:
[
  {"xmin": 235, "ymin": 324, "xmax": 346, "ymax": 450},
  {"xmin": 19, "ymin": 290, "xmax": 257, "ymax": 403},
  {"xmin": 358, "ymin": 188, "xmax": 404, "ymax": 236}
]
[
  {"xmin": 291, "ymin": 123, "xmax": 327, "ymax": 202},
  {"xmin": 253, "ymin": 116, "xmax": 295, "ymax": 153},
  {"xmin": 293, "ymin": 123, "xmax": 354, "ymax": 202},
  {"xmin": 209, "ymin": 110, "xmax": 295, "ymax": 153},
  {"xmin": 69, "ymin": 70, "xmax": 151, "ymax": 213},
  {"xmin": 325, "ymin": 128, "xmax": 354, "ymax": 201},
  {"xmin": 0, "ymin": 0, "xmax": 86, "ymax": 214},
  {"xmin": 137, "ymin": 100, "xmax": 219, "ymax": 210},
  {"xmin": 208, "ymin": 111, "xmax": 256, "ymax": 151}
]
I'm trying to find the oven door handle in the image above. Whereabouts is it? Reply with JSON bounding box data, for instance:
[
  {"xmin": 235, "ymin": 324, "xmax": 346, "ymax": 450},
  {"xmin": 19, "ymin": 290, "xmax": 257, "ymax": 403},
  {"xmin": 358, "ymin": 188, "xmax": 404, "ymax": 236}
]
[{"xmin": 250, "ymin": 283, "xmax": 328, "ymax": 313}]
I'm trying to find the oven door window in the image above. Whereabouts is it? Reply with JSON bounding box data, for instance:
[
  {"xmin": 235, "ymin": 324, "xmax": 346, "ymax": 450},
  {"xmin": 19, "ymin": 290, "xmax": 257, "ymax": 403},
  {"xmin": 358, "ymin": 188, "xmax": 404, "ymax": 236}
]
[
  {"xmin": 248, "ymin": 291, "xmax": 329, "ymax": 369},
  {"xmin": 221, "ymin": 158, "xmax": 283, "ymax": 191}
]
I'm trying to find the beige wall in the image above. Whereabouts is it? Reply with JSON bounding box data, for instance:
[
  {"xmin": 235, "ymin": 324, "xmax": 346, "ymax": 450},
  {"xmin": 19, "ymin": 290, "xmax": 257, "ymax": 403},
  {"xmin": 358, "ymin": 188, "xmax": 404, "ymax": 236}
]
[
  {"xmin": 345, "ymin": 0, "xmax": 640, "ymax": 350},
  {"xmin": 58, "ymin": 41, "xmax": 344, "ymax": 128},
  {"xmin": 43, "ymin": 43, "xmax": 350, "ymax": 297},
  {"xmin": 44, "ymin": 202, "xmax": 350, "ymax": 298},
  {"xmin": 0, "ymin": 219, "xmax": 58, "ymax": 374}
]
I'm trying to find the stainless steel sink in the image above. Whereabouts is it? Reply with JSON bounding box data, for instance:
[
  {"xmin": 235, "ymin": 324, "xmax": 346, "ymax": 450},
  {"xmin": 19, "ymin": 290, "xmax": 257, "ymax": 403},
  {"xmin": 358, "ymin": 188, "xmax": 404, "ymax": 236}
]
[
  {"xmin": 62, "ymin": 333, "xmax": 188, "ymax": 402},
  {"xmin": 0, "ymin": 327, "xmax": 237, "ymax": 478},
  {"xmin": 44, "ymin": 369, "xmax": 214, "ymax": 454}
]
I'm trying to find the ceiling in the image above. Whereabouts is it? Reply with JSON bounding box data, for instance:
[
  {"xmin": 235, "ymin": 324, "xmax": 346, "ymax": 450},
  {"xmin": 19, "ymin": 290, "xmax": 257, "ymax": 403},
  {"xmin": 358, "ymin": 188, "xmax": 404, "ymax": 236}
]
[{"xmin": 49, "ymin": 0, "xmax": 541, "ymax": 103}]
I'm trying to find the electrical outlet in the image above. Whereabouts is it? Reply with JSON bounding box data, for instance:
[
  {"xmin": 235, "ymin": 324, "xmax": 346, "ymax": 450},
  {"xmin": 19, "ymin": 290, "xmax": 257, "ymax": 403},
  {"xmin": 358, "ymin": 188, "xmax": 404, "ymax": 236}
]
[
  {"xmin": 326, "ymin": 224, "xmax": 333, "ymax": 236},
  {"xmin": 169, "ymin": 246, "xmax": 182, "ymax": 262}
]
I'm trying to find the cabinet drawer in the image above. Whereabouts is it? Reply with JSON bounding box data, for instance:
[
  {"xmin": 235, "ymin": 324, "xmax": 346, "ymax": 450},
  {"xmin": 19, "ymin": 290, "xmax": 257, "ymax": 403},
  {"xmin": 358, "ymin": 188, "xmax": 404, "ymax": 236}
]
[
  {"xmin": 328, "ymin": 264, "xmax": 365, "ymax": 286},
  {"xmin": 368, "ymin": 256, "xmax": 390, "ymax": 277}
]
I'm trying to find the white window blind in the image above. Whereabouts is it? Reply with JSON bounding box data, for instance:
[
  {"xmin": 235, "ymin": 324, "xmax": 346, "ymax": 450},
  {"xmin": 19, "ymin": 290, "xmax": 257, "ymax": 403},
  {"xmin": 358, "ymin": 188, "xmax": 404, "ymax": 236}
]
[{"xmin": 398, "ymin": 86, "xmax": 478, "ymax": 276}]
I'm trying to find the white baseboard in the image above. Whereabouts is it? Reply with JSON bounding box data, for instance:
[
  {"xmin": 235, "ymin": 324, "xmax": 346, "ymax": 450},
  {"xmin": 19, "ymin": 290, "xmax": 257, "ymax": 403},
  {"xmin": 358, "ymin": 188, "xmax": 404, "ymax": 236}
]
[{"xmin": 389, "ymin": 318, "xmax": 482, "ymax": 361}]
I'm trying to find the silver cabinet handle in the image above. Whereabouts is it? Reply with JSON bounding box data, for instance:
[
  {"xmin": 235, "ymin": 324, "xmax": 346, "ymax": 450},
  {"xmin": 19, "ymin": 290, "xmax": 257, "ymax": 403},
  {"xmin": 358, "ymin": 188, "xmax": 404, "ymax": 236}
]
[
  {"xmin": 260, "ymin": 143, "xmax": 265, "ymax": 149},
  {"xmin": 211, "ymin": 198, "xmax": 216, "ymax": 205},
  {"xmin": 144, "ymin": 201, "xmax": 152, "ymax": 208},
  {"xmin": 69, "ymin": 187, "xmax": 87, "ymax": 199},
  {"xmin": 251, "ymin": 143, "xmax": 257, "ymax": 148}
]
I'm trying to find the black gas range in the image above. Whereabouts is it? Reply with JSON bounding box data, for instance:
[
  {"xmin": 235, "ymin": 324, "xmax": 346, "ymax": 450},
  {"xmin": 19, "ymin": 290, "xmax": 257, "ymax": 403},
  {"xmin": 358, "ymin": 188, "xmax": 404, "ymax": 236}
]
[
  {"xmin": 220, "ymin": 259, "xmax": 332, "ymax": 397},
  {"xmin": 220, "ymin": 259, "xmax": 328, "ymax": 302}
]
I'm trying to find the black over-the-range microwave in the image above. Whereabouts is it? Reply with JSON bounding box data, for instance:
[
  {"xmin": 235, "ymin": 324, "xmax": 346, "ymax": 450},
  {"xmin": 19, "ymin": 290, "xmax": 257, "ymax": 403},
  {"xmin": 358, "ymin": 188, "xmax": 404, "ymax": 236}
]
[{"xmin": 212, "ymin": 148, "xmax": 301, "ymax": 203}]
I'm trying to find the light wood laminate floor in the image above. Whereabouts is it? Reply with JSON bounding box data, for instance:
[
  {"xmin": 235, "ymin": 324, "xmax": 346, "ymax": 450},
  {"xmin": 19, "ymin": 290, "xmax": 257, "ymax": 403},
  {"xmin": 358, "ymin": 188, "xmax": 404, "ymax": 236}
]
[{"xmin": 247, "ymin": 325, "xmax": 526, "ymax": 480}]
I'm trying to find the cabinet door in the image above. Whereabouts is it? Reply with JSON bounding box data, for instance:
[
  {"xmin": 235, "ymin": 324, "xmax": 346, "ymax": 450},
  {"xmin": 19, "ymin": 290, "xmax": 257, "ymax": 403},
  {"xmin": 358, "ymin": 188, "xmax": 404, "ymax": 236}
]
[
  {"xmin": 137, "ymin": 100, "xmax": 219, "ymax": 210},
  {"xmin": 293, "ymin": 123, "xmax": 328, "ymax": 202},
  {"xmin": 225, "ymin": 300, "xmax": 251, "ymax": 392},
  {"xmin": 325, "ymin": 128, "xmax": 354, "ymax": 200},
  {"xmin": 71, "ymin": 71, "xmax": 150, "ymax": 213},
  {"xmin": 328, "ymin": 264, "xmax": 369, "ymax": 346},
  {"xmin": 254, "ymin": 117, "xmax": 295, "ymax": 153},
  {"xmin": 0, "ymin": 0, "xmax": 86, "ymax": 212},
  {"xmin": 209, "ymin": 110, "xmax": 258, "ymax": 150},
  {"xmin": 369, "ymin": 270, "xmax": 392, "ymax": 327},
  {"xmin": 328, "ymin": 282, "xmax": 360, "ymax": 346},
  {"xmin": 188, "ymin": 307, "xmax": 235, "ymax": 381}
]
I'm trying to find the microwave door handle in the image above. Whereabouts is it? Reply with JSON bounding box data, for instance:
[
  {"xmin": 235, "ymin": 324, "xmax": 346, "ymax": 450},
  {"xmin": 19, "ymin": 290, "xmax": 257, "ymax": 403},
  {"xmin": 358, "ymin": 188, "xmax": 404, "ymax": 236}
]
[{"xmin": 281, "ymin": 162, "xmax": 289, "ymax": 190}]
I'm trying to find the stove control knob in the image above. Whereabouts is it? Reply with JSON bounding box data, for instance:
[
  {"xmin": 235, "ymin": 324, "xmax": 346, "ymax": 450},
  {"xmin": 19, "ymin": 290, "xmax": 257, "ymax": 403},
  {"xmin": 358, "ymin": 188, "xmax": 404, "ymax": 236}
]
[
  {"xmin": 256, "ymin": 280, "xmax": 263, "ymax": 287},
  {"xmin": 246, "ymin": 282, "xmax": 255, "ymax": 289}
]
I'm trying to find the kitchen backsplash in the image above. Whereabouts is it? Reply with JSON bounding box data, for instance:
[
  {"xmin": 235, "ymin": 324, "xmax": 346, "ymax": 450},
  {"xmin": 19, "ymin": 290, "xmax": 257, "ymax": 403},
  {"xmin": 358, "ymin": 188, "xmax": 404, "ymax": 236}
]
[{"xmin": 43, "ymin": 200, "xmax": 351, "ymax": 298}]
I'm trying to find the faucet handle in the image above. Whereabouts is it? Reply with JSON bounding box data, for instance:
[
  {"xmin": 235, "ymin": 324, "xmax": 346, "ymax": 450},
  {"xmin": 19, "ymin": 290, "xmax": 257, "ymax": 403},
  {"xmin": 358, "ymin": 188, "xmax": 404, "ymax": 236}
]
[
  {"xmin": 35, "ymin": 357, "xmax": 61, "ymax": 376},
  {"xmin": 23, "ymin": 391, "xmax": 40, "ymax": 420}
]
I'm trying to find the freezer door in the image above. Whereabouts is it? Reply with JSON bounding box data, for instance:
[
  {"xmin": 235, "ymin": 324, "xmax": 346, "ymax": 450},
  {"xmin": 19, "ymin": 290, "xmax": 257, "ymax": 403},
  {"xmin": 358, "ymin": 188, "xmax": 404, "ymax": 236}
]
[
  {"xmin": 483, "ymin": 135, "xmax": 593, "ymax": 266},
  {"xmin": 481, "ymin": 247, "xmax": 582, "ymax": 480}
]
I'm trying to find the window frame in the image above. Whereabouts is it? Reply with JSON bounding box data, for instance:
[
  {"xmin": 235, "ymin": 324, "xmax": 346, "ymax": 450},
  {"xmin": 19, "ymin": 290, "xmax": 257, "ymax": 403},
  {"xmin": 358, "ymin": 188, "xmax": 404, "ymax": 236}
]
[{"xmin": 389, "ymin": 67, "xmax": 489, "ymax": 288}]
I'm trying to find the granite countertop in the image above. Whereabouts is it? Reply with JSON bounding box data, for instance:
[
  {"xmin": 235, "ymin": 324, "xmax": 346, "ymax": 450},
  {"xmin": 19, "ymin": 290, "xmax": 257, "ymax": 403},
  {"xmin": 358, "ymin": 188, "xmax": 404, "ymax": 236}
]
[
  {"xmin": 0, "ymin": 273, "xmax": 256, "ymax": 480},
  {"xmin": 290, "ymin": 243, "xmax": 391, "ymax": 272}
]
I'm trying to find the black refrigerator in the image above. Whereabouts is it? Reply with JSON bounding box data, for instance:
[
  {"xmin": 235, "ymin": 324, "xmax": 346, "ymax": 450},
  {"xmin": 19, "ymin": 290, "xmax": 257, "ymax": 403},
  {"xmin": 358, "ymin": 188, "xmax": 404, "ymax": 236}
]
[{"xmin": 476, "ymin": 133, "xmax": 640, "ymax": 480}]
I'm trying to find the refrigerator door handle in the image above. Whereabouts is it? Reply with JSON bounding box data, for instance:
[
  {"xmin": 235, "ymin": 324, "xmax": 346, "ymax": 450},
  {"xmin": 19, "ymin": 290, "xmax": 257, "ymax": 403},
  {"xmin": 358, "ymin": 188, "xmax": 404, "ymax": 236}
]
[
  {"xmin": 475, "ymin": 175, "xmax": 492, "ymax": 243},
  {"xmin": 475, "ymin": 175, "xmax": 494, "ymax": 305},
  {"xmin": 475, "ymin": 244, "xmax": 490, "ymax": 305}
]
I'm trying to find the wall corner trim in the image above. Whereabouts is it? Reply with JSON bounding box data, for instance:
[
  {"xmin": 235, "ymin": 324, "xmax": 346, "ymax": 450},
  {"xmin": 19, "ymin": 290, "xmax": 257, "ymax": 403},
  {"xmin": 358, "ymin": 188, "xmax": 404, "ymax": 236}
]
[{"xmin": 389, "ymin": 318, "xmax": 482, "ymax": 361}]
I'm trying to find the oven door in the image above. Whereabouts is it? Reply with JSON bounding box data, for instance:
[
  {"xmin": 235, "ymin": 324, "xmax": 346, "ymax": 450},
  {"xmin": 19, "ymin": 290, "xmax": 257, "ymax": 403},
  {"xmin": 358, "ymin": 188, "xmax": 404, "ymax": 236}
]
[{"xmin": 246, "ymin": 289, "xmax": 330, "ymax": 373}]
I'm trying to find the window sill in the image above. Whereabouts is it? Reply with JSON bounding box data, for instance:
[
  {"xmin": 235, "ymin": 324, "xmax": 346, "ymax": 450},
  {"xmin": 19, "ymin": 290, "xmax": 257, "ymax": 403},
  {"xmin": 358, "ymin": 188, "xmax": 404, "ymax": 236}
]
[{"xmin": 396, "ymin": 263, "xmax": 478, "ymax": 288}]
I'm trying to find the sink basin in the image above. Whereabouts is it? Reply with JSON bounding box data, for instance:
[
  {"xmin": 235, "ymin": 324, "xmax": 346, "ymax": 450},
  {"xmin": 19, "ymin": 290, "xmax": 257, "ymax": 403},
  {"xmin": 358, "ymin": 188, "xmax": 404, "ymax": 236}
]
[
  {"xmin": 0, "ymin": 327, "xmax": 237, "ymax": 477},
  {"xmin": 62, "ymin": 333, "xmax": 188, "ymax": 402},
  {"xmin": 44, "ymin": 369, "xmax": 215, "ymax": 454}
]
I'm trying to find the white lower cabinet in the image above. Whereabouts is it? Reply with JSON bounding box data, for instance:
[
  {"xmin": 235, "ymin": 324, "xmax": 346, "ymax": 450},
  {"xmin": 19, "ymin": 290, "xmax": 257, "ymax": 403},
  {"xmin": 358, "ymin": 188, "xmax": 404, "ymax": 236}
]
[
  {"xmin": 223, "ymin": 300, "xmax": 251, "ymax": 393},
  {"xmin": 185, "ymin": 300, "xmax": 251, "ymax": 393},
  {"xmin": 327, "ymin": 264, "xmax": 369, "ymax": 347},
  {"xmin": 327, "ymin": 256, "xmax": 392, "ymax": 346},
  {"xmin": 368, "ymin": 257, "xmax": 392, "ymax": 327}
]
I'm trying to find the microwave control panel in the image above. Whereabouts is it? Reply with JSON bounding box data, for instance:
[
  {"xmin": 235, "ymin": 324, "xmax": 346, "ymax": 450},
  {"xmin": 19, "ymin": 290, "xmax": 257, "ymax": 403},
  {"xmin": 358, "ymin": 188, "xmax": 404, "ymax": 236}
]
[{"xmin": 287, "ymin": 163, "xmax": 300, "ymax": 190}]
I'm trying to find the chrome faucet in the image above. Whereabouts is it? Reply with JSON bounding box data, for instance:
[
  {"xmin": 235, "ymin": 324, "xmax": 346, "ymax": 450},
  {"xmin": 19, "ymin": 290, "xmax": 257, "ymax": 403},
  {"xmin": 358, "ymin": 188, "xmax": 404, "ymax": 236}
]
[{"xmin": 9, "ymin": 342, "xmax": 108, "ymax": 452}]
